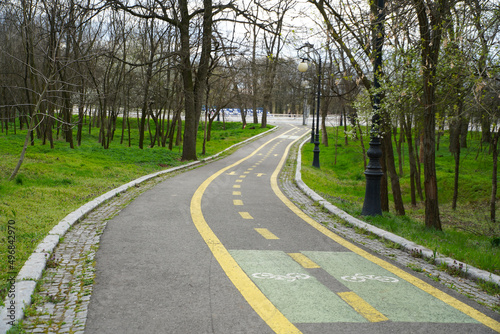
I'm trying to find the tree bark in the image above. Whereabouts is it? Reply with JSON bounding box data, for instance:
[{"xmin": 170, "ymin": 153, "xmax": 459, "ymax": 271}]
[
  {"xmin": 180, "ymin": 0, "xmax": 212, "ymax": 161},
  {"xmin": 383, "ymin": 128, "xmax": 406, "ymax": 215},
  {"xmin": 491, "ymin": 131, "xmax": 500, "ymax": 222},
  {"xmin": 413, "ymin": 0, "xmax": 449, "ymax": 230},
  {"xmin": 404, "ymin": 115, "xmax": 418, "ymax": 206}
]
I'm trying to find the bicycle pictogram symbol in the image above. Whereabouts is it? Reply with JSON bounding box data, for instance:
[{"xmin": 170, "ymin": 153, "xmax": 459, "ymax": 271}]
[
  {"xmin": 252, "ymin": 273, "xmax": 311, "ymax": 282},
  {"xmin": 341, "ymin": 273, "xmax": 399, "ymax": 283}
]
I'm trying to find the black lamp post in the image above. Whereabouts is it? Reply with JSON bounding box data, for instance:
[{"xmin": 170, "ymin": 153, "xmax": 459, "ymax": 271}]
[
  {"xmin": 301, "ymin": 80, "xmax": 310, "ymax": 126},
  {"xmin": 361, "ymin": 0, "xmax": 385, "ymax": 216},
  {"xmin": 299, "ymin": 60, "xmax": 315, "ymax": 143},
  {"xmin": 298, "ymin": 43, "xmax": 321, "ymax": 169}
]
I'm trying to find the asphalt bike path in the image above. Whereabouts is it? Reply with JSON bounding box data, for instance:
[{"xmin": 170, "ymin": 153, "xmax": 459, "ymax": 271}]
[{"xmin": 85, "ymin": 124, "xmax": 500, "ymax": 333}]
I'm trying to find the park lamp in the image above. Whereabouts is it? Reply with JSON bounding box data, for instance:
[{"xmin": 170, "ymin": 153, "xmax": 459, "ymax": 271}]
[
  {"xmin": 298, "ymin": 59, "xmax": 308, "ymax": 73},
  {"xmin": 297, "ymin": 43, "xmax": 321, "ymax": 169}
]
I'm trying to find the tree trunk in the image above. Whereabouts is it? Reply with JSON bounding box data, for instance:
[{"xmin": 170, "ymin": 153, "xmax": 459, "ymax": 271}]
[
  {"xmin": 413, "ymin": 0, "xmax": 448, "ymax": 230},
  {"xmin": 356, "ymin": 118, "xmax": 366, "ymax": 170},
  {"xmin": 180, "ymin": 0, "xmax": 212, "ymax": 161},
  {"xmin": 491, "ymin": 132, "xmax": 500, "ymax": 222},
  {"xmin": 380, "ymin": 144, "xmax": 389, "ymax": 212},
  {"xmin": 10, "ymin": 85, "xmax": 48, "ymax": 180},
  {"xmin": 138, "ymin": 58, "xmax": 154, "ymax": 149},
  {"xmin": 383, "ymin": 129, "xmax": 406, "ymax": 215},
  {"xmin": 404, "ymin": 115, "xmax": 418, "ymax": 206},
  {"xmin": 450, "ymin": 117, "xmax": 462, "ymax": 210}
]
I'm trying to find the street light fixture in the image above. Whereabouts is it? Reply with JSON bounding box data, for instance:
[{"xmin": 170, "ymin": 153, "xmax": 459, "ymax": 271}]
[
  {"xmin": 298, "ymin": 43, "xmax": 321, "ymax": 169},
  {"xmin": 301, "ymin": 79, "xmax": 310, "ymax": 126},
  {"xmin": 298, "ymin": 60, "xmax": 314, "ymax": 143}
]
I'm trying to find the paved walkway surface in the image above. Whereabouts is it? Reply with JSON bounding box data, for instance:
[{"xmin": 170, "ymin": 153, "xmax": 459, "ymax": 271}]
[{"xmin": 14, "ymin": 124, "xmax": 500, "ymax": 333}]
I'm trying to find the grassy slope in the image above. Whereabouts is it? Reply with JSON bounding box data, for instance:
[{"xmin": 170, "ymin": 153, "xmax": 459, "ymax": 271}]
[
  {"xmin": 0, "ymin": 119, "xmax": 270, "ymax": 303},
  {"xmin": 301, "ymin": 126, "xmax": 500, "ymax": 276}
]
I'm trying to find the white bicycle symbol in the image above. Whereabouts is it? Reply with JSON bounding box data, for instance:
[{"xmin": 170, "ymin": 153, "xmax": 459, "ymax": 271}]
[
  {"xmin": 341, "ymin": 273, "xmax": 399, "ymax": 283},
  {"xmin": 252, "ymin": 273, "xmax": 311, "ymax": 282}
]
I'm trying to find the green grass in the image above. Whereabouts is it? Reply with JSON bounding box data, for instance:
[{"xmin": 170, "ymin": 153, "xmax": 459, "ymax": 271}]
[
  {"xmin": 0, "ymin": 118, "xmax": 271, "ymax": 304},
  {"xmin": 301, "ymin": 126, "xmax": 500, "ymax": 276}
]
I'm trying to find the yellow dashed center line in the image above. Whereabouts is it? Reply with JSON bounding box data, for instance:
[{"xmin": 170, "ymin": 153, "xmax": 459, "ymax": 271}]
[
  {"xmin": 338, "ymin": 292, "xmax": 389, "ymax": 323},
  {"xmin": 255, "ymin": 228, "xmax": 279, "ymax": 240},
  {"xmin": 190, "ymin": 127, "xmax": 302, "ymax": 334},
  {"xmin": 239, "ymin": 212, "xmax": 253, "ymax": 219},
  {"xmin": 288, "ymin": 253, "xmax": 320, "ymax": 269},
  {"xmin": 233, "ymin": 200, "xmax": 244, "ymax": 206},
  {"xmin": 233, "ymin": 191, "xmax": 241, "ymax": 196}
]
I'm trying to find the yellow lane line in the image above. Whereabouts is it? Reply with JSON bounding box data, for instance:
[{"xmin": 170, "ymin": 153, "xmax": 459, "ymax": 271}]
[
  {"xmin": 239, "ymin": 212, "xmax": 253, "ymax": 220},
  {"xmin": 239, "ymin": 175, "xmax": 247, "ymax": 178},
  {"xmin": 233, "ymin": 200, "xmax": 244, "ymax": 206},
  {"xmin": 235, "ymin": 179, "xmax": 243, "ymax": 183},
  {"xmin": 288, "ymin": 253, "xmax": 320, "ymax": 269},
  {"xmin": 269, "ymin": 136, "xmax": 500, "ymax": 333},
  {"xmin": 233, "ymin": 185, "xmax": 241, "ymax": 189},
  {"xmin": 233, "ymin": 191, "xmax": 242, "ymax": 196},
  {"xmin": 338, "ymin": 292, "xmax": 389, "ymax": 323},
  {"xmin": 190, "ymin": 128, "xmax": 302, "ymax": 334},
  {"xmin": 255, "ymin": 228, "xmax": 280, "ymax": 240}
]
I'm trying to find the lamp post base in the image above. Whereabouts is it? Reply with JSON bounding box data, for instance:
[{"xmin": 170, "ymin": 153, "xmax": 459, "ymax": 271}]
[
  {"xmin": 312, "ymin": 141, "xmax": 320, "ymax": 168},
  {"xmin": 361, "ymin": 135, "xmax": 383, "ymax": 216}
]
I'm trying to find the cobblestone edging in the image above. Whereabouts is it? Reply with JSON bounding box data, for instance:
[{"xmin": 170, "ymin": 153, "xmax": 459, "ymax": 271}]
[
  {"xmin": 0, "ymin": 127, "xmax": 277, "ymax": 333},
  {"xmin": 17, "ymin": 187, "xmax": 148, "ymax": 334},
  {"xmin": 280, "ymin": 135, "xmax": 499, "ymax": 310}
]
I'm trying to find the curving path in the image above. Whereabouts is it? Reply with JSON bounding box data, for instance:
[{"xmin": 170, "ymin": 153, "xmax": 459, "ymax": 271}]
[
  {"xmin": 83, "ymin": 124, "xmax": 499, "ymax": 333},
  {"xmin": 8, "ymin": 123, "xmax": 499, "ymax": 333}
]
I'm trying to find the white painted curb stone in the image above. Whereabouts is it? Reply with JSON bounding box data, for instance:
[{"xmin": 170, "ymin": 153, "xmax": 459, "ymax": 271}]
[{"xmin": 295, "ymin": 135, "xmax": 500, "ymax": 287}]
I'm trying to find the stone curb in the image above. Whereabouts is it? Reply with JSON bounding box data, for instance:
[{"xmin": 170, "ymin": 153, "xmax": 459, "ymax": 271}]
[
  {"xmin": 295, "ymin": 136, "xmax": 500, "ymax": 288},
  {"xmin": 0, "ymin": 126, "xmax": 277, "ymax": 332}
]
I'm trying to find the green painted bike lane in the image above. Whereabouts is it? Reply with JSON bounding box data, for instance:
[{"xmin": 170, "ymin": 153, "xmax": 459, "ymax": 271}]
[{"xmin": 229, "ymin": 250, "xmax": 478, "ymax": 325}]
